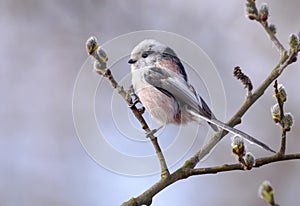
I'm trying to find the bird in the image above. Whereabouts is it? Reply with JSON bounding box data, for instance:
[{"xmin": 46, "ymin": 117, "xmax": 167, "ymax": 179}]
[{"xmin": 128, "ymin": 39, "xmax": 275, "ymax": 153}]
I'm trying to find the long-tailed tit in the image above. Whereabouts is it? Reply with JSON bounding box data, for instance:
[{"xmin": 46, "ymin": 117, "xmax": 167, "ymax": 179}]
[{"xmin": 128, "ymin": 39, "xmax": 275, "ymax": 153}]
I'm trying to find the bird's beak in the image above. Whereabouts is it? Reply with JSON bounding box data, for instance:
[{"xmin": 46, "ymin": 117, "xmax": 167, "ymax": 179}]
[{"xmin": 128, "ymin": 59, "xmax": 137, "ymax": 64}]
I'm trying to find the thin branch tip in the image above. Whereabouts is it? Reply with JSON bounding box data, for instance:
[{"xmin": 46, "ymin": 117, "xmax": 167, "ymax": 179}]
[{"xmin": 86, "ymin": 37, "xmax": 170, "ymax": 180}]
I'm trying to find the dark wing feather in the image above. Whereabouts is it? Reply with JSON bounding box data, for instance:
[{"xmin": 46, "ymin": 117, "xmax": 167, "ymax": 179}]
[
  {"xmin": 162, "ymin": 50, "xmax": 188, "ymax": 81},
  {"xmin": 199, "ymin": 96, "xmax": 218, "ymax": 131}
]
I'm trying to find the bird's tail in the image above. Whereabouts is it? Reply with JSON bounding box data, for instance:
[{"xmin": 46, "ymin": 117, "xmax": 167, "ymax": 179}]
[{"xmin": 187, "ymin": 109, "xmax": 275, "ymax": 153}]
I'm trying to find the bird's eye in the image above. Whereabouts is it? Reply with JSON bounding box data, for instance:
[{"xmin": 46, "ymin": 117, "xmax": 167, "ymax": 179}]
[{"xmin": 141, "ymin": 52, "xmax": 148, "ymax": 58}]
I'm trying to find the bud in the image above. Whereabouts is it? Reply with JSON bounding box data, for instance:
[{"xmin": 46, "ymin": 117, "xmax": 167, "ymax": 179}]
[
  {"xmin": 271, "ymin": 103, "xmax": 281, "ymax": 123},
  {"xmin": 243, "ymin": 152, "xmax": 256, "ymax": 170},
  {"xmin": 258, "ymin": 180, "xmax": 275, "ymax": 205},
  {"xmin": 281, "ymin": 113, "xmax": 294, "ymax": 131},
  {"xmin": 247, "ymin": 12, "xmax": 257, "ymax": 20},
  {"xmin": 289, "ymin": 33, "xmax": 299, "ymax": 53},
  {"xmin": 259, "ymin": 4, "xmax": 269, "ymax": 22},
  {"xmin": 289, "ymin": 56, "xmax": 297, "ymax": 64},
  {"xmin": 273, "ymin": 84, "xmax": 287, "ymax": 103},
  {"xmin": 231, "ymin": 136, "xmax": 245, "ymax": 157},
  {"xmin": 269, "ymin": 24, "xmax": 277, "ymax": 35},
  {"xmin": 86, "ymin": 36, "xmax": 99, "ymax": 55},
  {"xmin": 96, "ymin": 48, "xmax": 108, "ymax": 62},
  {"xmin": 91, "ymin": 47, "xmax": 108, "ymax": 71},
  {"xmin": 246, "ymin": 1, "xmax": 258, "ymax": 20}
]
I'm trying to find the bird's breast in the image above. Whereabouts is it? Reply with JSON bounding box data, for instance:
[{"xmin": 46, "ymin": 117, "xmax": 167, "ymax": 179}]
[{"xmin": 135, "ymin": 84, "xmax": 179, "ymax": 125}]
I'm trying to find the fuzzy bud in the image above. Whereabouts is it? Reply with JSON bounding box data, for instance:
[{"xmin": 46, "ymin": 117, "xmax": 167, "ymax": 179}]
[
  {"xmin": 246, "ymin": 1, "xmax": 258, "ymax": 20},
  {"xmin": 94, "ymin": 48, "xmax": 108, "ymax": 71},
  {"xmin": 271, "ymin": 103, "xmax": 281, "ymax": 123},
  {"xmin": 243, "ymin": 152, "xmax": 256, "ymax": 170},
  {"xmin": 289, "ymin": 33, "xmax": 299, "ymax": 53},
  {"xmin": 231, "ymin": 136, "xmax": 245, "ymax": 157},
  {"xmin": 259, "ymin": 4, "xmax": 269, "ymax": 22},
  {"xmin": 269, "ymin": 24, "xmax": 277, "ymax": 35},
  {"xmin": 96, "ymin": 48, "xmax": 108, "ymax": 63},
  {"xmin": 247, "ymin": 12, "xmax": 257, "ymax": 20},
  {"xmin": 258, "ymin": 180, "xmax": 275, "ymax": 205},
  {"xmin": 86, "ymin": 36, "xmax": 99, "ymax": 55},
  {"xmin": 274, "ymin": 84, "xmax": 287, "ymax": 103},
  {"xmin": 86, "ymin": 36, "xmax": 109, "ymax": 71},
  {"xmin": 281, "ymin": 113, "xmax": 294, "ymax": 131}
]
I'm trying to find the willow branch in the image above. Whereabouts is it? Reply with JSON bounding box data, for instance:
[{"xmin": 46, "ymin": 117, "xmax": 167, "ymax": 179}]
[
  {"xmin": 260, "ymin": 22, "xmax": 286, "ymax": 56},
  {"xmin": 96, "ymin": 68, "xmax": 170, "ymax": 178},
  {"xmin": 273, "ymin": 80, "xmax": 285, "ymax": 122},
  {"xmin": 246, "ymin": 0, "xmax": 287, "ymax": 56},
  {"xmin": 122, "ymin": 153, "xmax": 300, "ymax": 206},
  {"xmin": 191, "ymin": 153, "xmax": 300, "ymax": 175},
  {"xmin": 273, "ymin": 80, "xmax": 287, "ymax": 155},
  {"xmin": 103, "ymin": 69, "xmax": 170, "ymax": 177}
]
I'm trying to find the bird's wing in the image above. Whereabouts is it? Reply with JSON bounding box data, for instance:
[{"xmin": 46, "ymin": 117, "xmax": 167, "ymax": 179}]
[
  {"xmin": 143, "ymin": 66, "xmax": 203, "ymax": 114},
  {"xmin": 144, "ymin": 66, "xmax": 275, "ymax": 153}
]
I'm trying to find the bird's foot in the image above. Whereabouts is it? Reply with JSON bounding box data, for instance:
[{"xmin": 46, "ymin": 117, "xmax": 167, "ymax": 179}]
[
  {"xmin": 128, "ymin": 93, "xmax": 140, "ymax": 108},
  {"xmin": 128, "ymin": 93, "xmax": 145, "ymax": 114},
  {"xmin": 146, "ymin": 126, "xmax": 164, "ymax": 139}
]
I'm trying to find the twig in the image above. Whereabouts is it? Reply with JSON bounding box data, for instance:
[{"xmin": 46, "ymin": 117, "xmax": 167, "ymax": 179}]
[
  {"xmin": 260, "ymin": 22, "xmax": 286, "ymax": 56},
  {"xmin": 246, "ymin": 0, "xmax": 287, "ymax": 56},
  {"xmin": 279, "ymin": 129, "xmax": 287, "ymax": 155},
  {"xmin": 85, "ymin": 36, "xmax": 171, "ymax": 178},
  {"xmin": 273, "ymin": 80, "xmax": 287, "ymax": 155},
  {"xmin": 122, "ymin": 153, "xmax": 300, "ymax": 206},
  {"xmin": 150, "ymin": 138, "xmax": 170, "ymax": 178},
  {"xmin": 273, "ymin": 80, "xmax": 284, "ymax": 121},
  {"xmin": 192, "ymin": 153, "xmax": 300, "ymax": 175},
  {"xmin": 96, "ymin": 68, "xmax": 170, "ymax": 178},
  {"xmin": 86, "ymin": 37, "xmax": 171, "ymax": 176}
]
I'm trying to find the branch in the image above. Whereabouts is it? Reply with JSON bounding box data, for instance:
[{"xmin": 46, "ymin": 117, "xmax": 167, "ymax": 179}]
[
  {"xmin": 192, "ymin": 153, "xmax": 300, "ymax": 175},
  {"xmin": 122, "ymin": 153, "xmax": 300, "ymax": 206},
  {"xmin": 279, "ymin": 128, "xmax": 287, "ymax": 155},
  {"xmin": 98, "ymin": 68, "xmax": 170, "ymax": 178},
  {"xmin": 85, "ymin": 37, "xmax": 170, "ymax": 178},
  {"xmin": 273, "ymin": 80, "xmax": 287, "ymax": 155},
  {"xmin": 246, "ymin": 1, "xmax": 287, "ymax": 56},
  {"xmin": 273, "ymin": 80, "xmax": 285, "ymax": 122}
]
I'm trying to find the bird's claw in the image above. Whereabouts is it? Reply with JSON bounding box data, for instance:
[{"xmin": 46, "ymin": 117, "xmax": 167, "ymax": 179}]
[
  {"xmin": 146, "ymin": 126, "xmax": 163, "ymax": 139},
  {"xmin": 137, "ymin": 107, "xmax": 145, "ymax": 114},
  {"xmin": 128, "ymin": 93, "xmax": 141, "ymax": 108}
]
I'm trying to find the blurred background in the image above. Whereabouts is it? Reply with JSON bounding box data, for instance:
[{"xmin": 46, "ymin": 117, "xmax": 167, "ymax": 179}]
[{"xmin": 1, "ymin": 0, "xmax": 300, "ymax": 205}]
